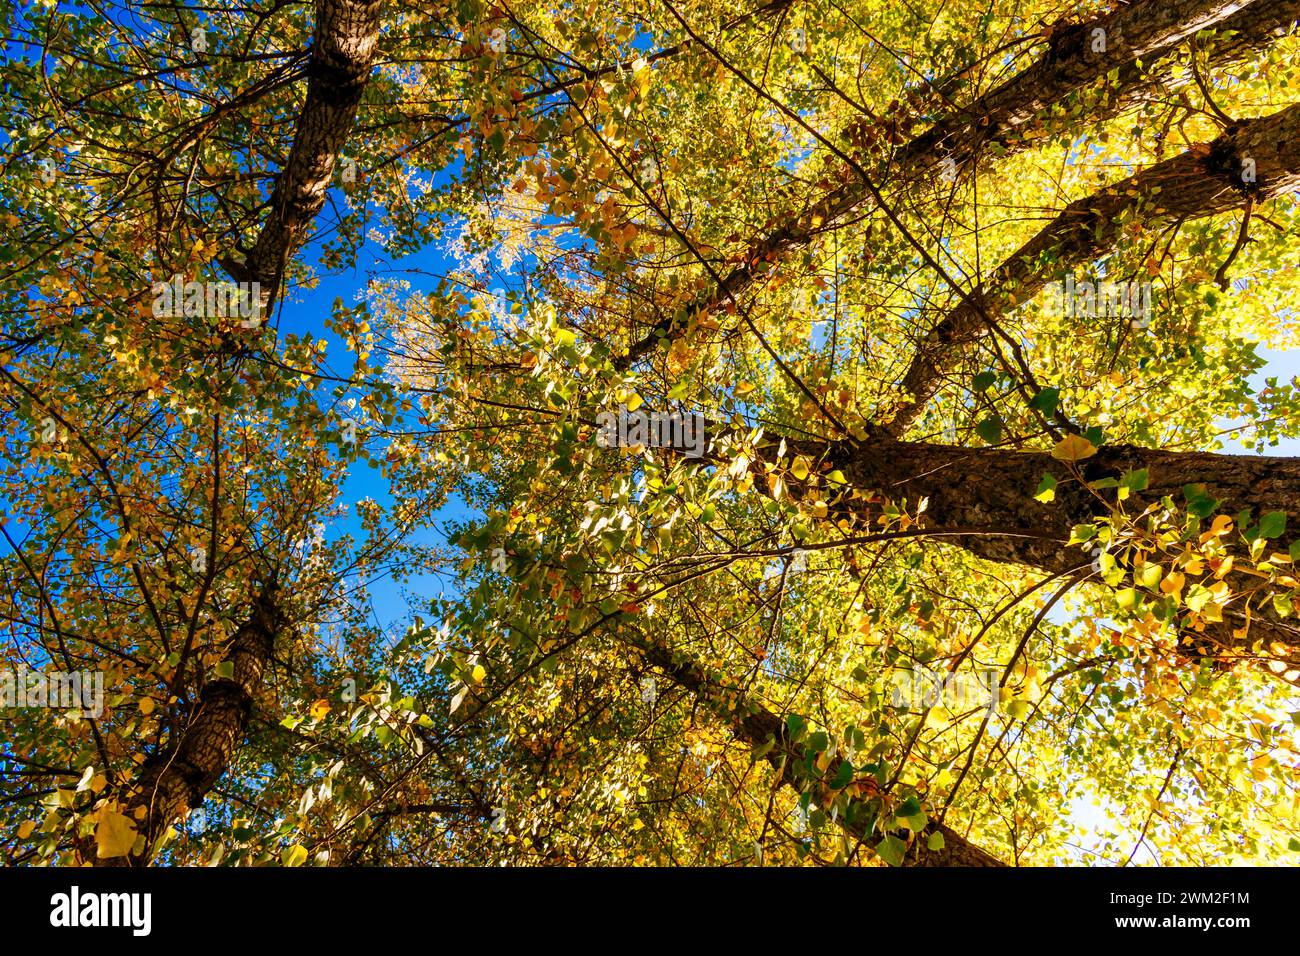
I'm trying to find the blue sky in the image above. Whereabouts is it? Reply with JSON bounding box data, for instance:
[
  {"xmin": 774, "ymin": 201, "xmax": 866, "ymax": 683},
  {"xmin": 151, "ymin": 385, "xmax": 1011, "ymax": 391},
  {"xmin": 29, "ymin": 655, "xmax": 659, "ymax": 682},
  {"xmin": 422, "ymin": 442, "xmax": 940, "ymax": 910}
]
[{"xmin": 273, "ymin": 229, "xmax": 473, "ymax": 634}]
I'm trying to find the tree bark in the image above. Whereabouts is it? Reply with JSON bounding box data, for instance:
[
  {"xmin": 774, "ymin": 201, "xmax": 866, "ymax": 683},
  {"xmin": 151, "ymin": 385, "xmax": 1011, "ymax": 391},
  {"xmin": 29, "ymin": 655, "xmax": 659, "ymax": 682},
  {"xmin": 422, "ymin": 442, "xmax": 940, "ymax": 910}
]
[
  {"xmin": 817, "ymin": 435, "xmax": 1300, "ymax": 672},
  {"xmin": 618, "ymin": 0, "xmax": 1298, "ymax": 367},
  {"xmin": 631, "ymin": 632, "xmax": 1006, "ymax": 866},
  {"xmin": 87, "ymin": 583, "xmax": 282, "ymax": 865},
  {"xmin": 221, "ymin": 0, "xmax": 384, "ymax": 309},
  {"xmin": 887, "ymin": 99, "xmax": 1300, "ymax": 434}
]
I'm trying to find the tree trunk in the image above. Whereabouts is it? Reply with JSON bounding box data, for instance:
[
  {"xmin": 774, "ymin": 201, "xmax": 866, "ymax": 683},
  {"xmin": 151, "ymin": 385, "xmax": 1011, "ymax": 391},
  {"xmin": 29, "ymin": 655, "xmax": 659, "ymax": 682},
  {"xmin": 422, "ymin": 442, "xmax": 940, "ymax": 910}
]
[
  {"xmin": 631, "ymin": 632, "xmax": 1006, "ymax": 866},
  {"xmin": 618, "ymin": 0, "xmax": 1298, "ymax": 367},
  {"xmin": 887, "ymin": 99, "xmax": 1300, "ymax": 433},
  {"xmin": 824, "ymin": 436, "xmax": 1300, "ymax": 672},
  {"xmin": 87, "ymin": 584, "xmax": 282, "ymax": 865},
  {"xmin": 221, "ymin": 0, "xmax": 384, "ymax": 309}
]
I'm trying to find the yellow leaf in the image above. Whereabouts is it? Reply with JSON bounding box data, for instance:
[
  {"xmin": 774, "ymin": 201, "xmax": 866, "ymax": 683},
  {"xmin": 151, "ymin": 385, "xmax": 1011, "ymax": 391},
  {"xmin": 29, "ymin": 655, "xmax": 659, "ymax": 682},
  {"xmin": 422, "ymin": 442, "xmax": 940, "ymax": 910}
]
[
  {"xmin": 1200, "ymin": 514, "xmax": 1233, "ymax": 543},
  {"xmin": 281, "ymin": 844, "xmax": 309, "ymax": 867},
  {"xmin": 94, "ymin": 806, "xmax": 138, "ymax": 859},
  {"xmin": 310, "ymin": 699, "xmax": 331, "ymax": 720},
  {"xmin": 1160, "ymin": 571, "xmax": 1185, "ymax": 597},
  {"xmin": 1050, "ymin": 435, "xmax": 1097, "ymax": 462},
  {"xmin": 138, "ymin": 697, "xmax": 155, "ymax": 716},
  {"xmin": 791, "ymin": 456, "xmax": 810, "ymax": 481},
  {"xmin": 666, "ymin": 338, "xmax": 692, "ymax": 375},
  {"xmin": 17, "ymin": 820, "xmax": 36, "ymax": 839},
  {"xmin": 470, "ymin": 664, "xmax": 486, "ymax": 683}
]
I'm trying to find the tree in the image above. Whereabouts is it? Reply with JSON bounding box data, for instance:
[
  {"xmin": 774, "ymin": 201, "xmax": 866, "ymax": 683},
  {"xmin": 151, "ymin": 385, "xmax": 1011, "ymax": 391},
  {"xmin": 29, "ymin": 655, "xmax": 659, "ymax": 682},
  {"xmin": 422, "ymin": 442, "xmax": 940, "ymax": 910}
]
[{"xmin": 2, "ymin": 0, "xmax": 1299, "ymax": 868}]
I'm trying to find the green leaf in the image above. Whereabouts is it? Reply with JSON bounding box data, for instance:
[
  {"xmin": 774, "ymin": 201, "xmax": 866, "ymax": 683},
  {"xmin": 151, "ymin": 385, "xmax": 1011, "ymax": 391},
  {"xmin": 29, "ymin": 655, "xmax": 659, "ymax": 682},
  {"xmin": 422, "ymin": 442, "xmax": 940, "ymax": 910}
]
[
  {"xmin": 897, "ymin": 796, "xmax": 923, "ymax": 816},
  {"xmin": 1068, "ymin": 523, "xmax": 1097, "ymax": 545},
  {"xmin": 973, "ymin": 371, "xmax": 996, "ymax": 391},
  {"xmin": 1272, "ymin": 592, "xmax": 1293, "ymax": 618},
  {"xmin": 897, "ymin": 811, "xmax": 927, "ymax": 832},
  {"xmin": 215, "ymin": 661, "xmax": 235, "ymax": 680},
  {"xmin": 785, "ymin": 714, "xmax": 806, "ymax": 741},
  {"xmin": 875, "ymin": 834, "xmax": 907, "ymax": 867},
  {"xmin": 1120, "ymin": 468, "xmax": 1149, "ymax": 492},
  {"xmin": 1182, "ymin": 484, "xmax": 1219, "ymax": 519},
  {"xmin": 1034, "ymin": 473, "xmax": 1058, "ymax": 502},
  {"xmin": 1259, "ymin": 511, "xmax": 1287, "ymax": 540},
  {"xmin": 974, "ymin": 415, "xmax": 1002, "ymax": 445},
  {"xmin": 926, "ymin": 830, "xmax": 945, "ymax": 851},
  {"xmin": 1029, "ymin": 386, "xmax": 1060, "ymax": 415},
  {"xmin": 895, "ymin": 794, "xmax": 928, "ymax": 832},
  {"xmin": 830, "ymin": 760, "xmax": 853, "ymax": 789}
]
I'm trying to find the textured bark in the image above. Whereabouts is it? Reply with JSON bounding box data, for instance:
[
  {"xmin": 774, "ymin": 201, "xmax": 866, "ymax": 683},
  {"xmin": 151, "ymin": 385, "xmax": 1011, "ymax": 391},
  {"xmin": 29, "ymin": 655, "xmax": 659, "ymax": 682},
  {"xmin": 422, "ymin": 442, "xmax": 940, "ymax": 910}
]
[
  {"xmin": 1169, "ymin": 0, "xmax": 1300, "ymax": 70},
  {"xmin": 899, "ymin": 0, "xmax": 1258, "ymax": 167},
  {"xmin": 888, "ymin": 99, "xmax": 1300, "ymax": 434},
  {"xmin": 632, "ymin": 633, "xmax": 1005, "ymax": 866},
  {"xmin": 820, "ymin": 436, "xmax": 1300, "ymax": 670},
  {"xmin": 618, "ymin": 0, "xmax": 1298, "ymax": 367},
  {"xmin": 88, "ymin": 584, "xmax": 282, "ymax": 866},
  {"xmin": 221, "ymin": 0, "xmax": 384, "ymax": 306}
]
